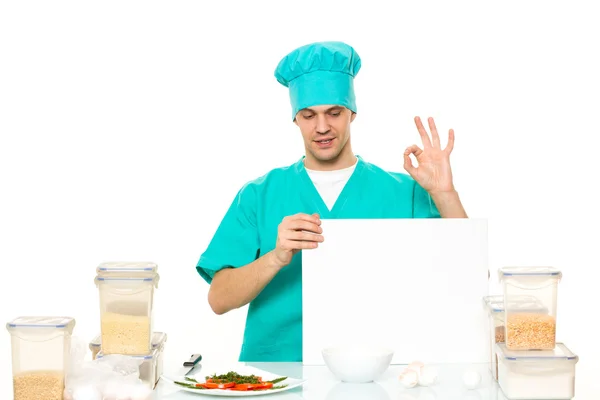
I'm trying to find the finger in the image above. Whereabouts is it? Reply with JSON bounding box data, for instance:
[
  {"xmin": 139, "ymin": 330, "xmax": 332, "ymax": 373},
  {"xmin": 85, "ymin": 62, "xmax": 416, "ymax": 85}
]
[
  {"xmin": 414, "ymin": 116, "xmax": 432, "ymax": 148},
  {"xmin": 404, "ymin": 144, "xmax": 423, "ymax": 157},
  {"xmin": 286, "ymin": 213, "xmax": 321, "ymax": 225},
  {"xmin": 403, "ymin": 151, "xmax": 417, "ymax": 176},
  {"xmin": 284, "ymin": 231, "xmax": 325, "ymax": 243},
  {"xmin": 428, "ymin": 117, "xmax": 441, "ymax": 148},
  {"xmin": 285, "ymin": 220, "xmax": 323, "ymax": 234},
  {"xmin": 445, "ymin": 128, "xmax": 455, "ymax": 154},
  {"xmin": 283, "ymin": 240, "xmax": 319, "ymax": 250}
]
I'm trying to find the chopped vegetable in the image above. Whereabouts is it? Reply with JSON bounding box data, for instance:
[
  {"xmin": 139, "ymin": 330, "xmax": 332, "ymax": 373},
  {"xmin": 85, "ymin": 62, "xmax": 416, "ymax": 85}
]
[{"xmin": 174, "ymin": 371, "xmax": 289, "ymax": 391}]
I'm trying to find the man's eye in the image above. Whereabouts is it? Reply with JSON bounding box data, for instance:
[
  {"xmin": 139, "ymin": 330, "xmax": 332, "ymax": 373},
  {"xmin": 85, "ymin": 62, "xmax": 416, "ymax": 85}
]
[
  {"xmin": 331, "ymin": 112, "xmax": 340, "ymax": 117},
  {"xmin": 303, "ymin": 114, "xmax": 314, "ymax": 119}
]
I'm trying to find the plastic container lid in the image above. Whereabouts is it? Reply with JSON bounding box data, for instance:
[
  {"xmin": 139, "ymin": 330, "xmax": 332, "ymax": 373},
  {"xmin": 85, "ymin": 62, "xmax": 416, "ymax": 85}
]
[
  {"xmin": 96, "ymin": 262, "xmax": 158, "ymax": 274},
  {"xmin": 90, "ymin": 332, "xmax": 167, "ymax": 349},
  {"xmin": 96, "ymin": 348, "xmax": 158, "ymax": 360},
  {"xmin": 483, "ymin": 295, "xmax": 547, "ymax": 313},
  {"xmin": 498, "ymin": 266, "xmax": 562, "ymax": 280},
  {"xmin": 6, "ymin": 316, "xmax": 75, "ymax": 332},
  {"xmin": 496, "ymin": 342, "xmax": 578, "ymax": 363}
]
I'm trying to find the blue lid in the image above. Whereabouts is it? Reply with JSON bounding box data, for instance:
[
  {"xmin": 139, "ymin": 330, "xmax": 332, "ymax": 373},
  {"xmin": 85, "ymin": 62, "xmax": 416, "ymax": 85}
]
[
  {"xmin": 6, "ymin": 316, "xmax": 75, "ymax": 332},
  {"xmin": 96, "ymin": 350, "xmax": 156, "ymax": 360},
  {"xmin": 499, "ymin": 266, "xmax": 562, "ymax": 278},
  {"xmin": 96, "ymin": 262, "xmax": 158, "ymax": 273},
  {"xmin": 496, "ymin": 342, "xmax": 577, "ymax": 362}
]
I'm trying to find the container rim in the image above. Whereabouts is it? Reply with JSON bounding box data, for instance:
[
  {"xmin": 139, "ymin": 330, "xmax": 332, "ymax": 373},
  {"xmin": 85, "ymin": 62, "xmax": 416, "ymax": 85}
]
[
  {"xmin": 90, "ymin": 331, "xmax": 167, "ymax": 348},
  {"xmin": 96, "ymin": 262, "xmax": 158, "ymax": 273},
  {"xmin": 97, "ymin": 348, "xmax": 158, "ymax": 360},
  {"xmin": 6, "ymin": 316, "xmax": 75, "ymax": 330},
  {"xmin": 498, "ymin": 266, "xmax": 562, "ymax": 278},
  {"xmin": 496, "ymin": 342, "xmax": 578, "ymax": 362}
]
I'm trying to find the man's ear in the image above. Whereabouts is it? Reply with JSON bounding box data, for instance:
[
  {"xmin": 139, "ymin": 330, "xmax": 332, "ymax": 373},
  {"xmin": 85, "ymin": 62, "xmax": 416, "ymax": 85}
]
[{"xmin": 350, "ymin": 112, "xmax": 357, "ymax": 122}]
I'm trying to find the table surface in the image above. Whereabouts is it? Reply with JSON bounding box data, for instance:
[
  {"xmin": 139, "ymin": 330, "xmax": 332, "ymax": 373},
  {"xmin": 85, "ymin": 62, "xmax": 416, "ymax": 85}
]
[{"xmin": 153, "ymin": 361, "xmax": 597, "ymax": 400}]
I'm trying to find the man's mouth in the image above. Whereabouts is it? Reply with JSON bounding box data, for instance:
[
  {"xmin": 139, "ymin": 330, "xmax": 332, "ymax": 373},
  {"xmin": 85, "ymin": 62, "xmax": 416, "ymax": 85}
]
[{"xmin": 314, "ymin": 138, "xmax": 335, "ymax": 148}]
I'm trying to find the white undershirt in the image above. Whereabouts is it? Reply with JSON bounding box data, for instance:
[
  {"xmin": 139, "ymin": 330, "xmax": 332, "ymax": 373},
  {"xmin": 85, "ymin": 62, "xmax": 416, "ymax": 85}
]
[{"xmin": 305, "ymin": 158, "xmax": 358, "ymax": 210}]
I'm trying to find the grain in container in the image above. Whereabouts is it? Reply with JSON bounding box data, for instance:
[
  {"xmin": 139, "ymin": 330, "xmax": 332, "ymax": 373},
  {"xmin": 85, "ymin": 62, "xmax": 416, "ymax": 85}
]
[
  {"xmin": 498, "ymin": 266, "xmax": 561, "ymax": 350},
  {"xmin": 89, "ymin": 331, "xmax": 167, "ymax": 382},
  {"xmin": 95, "ymin": 262, "xmax": 160, "ymax": 355},
  {"xmin": 6, "ymin": 316, "xmax": 76, "ymax": 400},
  {"xmin": 495, "ymin": 342, "xmax": 578, "ymax": 399},
  {"xmin": 482, "ymin": 295, "xmax": 547, "ymax": 380},
  {"xmin": 96, "ymin": 347, "xmax": 162, "ymax": 389}
]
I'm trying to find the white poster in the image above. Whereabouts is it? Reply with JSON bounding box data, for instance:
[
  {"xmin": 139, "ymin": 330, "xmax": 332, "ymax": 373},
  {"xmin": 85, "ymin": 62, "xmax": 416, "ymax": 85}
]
[{"xmin": 302, "ymin": 218, "xmax": 489, "ymax": 365}]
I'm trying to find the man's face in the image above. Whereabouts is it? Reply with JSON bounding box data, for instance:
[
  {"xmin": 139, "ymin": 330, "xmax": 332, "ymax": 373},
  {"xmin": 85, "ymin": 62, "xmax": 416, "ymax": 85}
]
[{"xmin": 294, "ymin": 105, "xmax": 356, "ymax": 165}]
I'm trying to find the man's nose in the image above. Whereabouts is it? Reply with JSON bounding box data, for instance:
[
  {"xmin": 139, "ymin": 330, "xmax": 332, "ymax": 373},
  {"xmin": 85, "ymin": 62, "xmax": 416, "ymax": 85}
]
[{"xmin": 316, "ymin": 114, "xmax": 330, "ymax": 134}]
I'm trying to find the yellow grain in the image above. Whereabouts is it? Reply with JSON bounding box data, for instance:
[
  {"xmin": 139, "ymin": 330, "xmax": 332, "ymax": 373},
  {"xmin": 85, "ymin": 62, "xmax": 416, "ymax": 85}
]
[
  {"xmin": 101, "ymin": 311, "xmax": 151, "ymax": 354},
  {"xmin": 13, "ymin": 370, "xmax": 64, "ymax": 400}
]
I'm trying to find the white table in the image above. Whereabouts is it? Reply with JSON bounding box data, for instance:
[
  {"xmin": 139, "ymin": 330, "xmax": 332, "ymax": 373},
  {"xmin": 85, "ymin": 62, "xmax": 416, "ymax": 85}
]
[{"xmin": 152, "ymin": 361, "xmax": 596, "ymax": 399}]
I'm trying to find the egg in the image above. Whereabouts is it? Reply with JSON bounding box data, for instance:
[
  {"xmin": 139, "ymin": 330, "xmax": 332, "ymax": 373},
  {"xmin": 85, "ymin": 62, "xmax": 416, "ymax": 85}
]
[
  {"xmin": 418, "ymin": 366, "xmax": 438, "ymax": 387},
  {"xmin": 407, "ymin": 361, "xmax": 424, "ymax": 376},
  {"xmin": 399, "ymin": 369, "xmax": 418, "ymax": 388},
  {"xmin": 462, "ymin": 370, "xmax": 481, "ymax": 389}
]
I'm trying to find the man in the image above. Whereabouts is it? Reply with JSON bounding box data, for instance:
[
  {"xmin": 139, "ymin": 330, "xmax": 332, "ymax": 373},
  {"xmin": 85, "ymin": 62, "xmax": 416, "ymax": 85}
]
[{"xmin": 196, "ymin": 41, "xmax": 468, "ymax": 362}]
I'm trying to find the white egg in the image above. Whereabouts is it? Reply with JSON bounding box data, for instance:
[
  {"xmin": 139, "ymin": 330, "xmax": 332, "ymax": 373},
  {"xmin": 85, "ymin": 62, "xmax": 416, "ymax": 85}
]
[
  {"xmin": 462, "ymin": 370, "xmax": 481, "ymax": 389},
  {"xmin": 407, "ymin": 361, "xmax": 424, "ymax": 376},
  {"xmin": 399, "ymin": 369, "xmax": 419, "ymax": 388},
  {"xmin": 418, "ymin": 366, "xmax": 438, "ymax": 387}
]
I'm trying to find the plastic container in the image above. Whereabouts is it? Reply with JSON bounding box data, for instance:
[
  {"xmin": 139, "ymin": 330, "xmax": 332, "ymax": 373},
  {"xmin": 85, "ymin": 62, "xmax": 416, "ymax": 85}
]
[
  {"xmin": 495, "ymin": 342, "xmax": 578, "ymax": 399},
  {"xmin": 6, "ymin": 316, "xmax": 76, "ymax": 400},
  {"xmin": 96, "ymin": 347, "xmax": 162, "ymax": 389},
  {"xmin": 95, "ymin": 262, "xmax": 160, "ymax": 355},
  {"xmin": 96, "ymin": 262, "xmax": 158, "ymax": 277},
  {"xmin": 89, "ymin": 331, "xmax": 167, "ymax": 377},
  {"xmin": 498, "ymin": 267, "xmax": 562, "ymax": 350},
  {"xmin": 482, "ymin": 295, "xmax": 547, "ymax": 380}
]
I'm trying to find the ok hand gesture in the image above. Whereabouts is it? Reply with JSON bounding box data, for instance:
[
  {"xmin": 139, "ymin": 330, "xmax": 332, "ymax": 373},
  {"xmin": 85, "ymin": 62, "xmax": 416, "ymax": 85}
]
[{"xmin": 403, "ymin": 116, "xmax": 456, "ymax": 195}]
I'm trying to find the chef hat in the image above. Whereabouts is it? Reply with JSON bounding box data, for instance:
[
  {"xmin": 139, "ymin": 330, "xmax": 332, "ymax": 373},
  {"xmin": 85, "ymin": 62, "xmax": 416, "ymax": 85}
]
[{"xmin": 274, "ymin": 41, "xmax": 362, "ymax": 120}]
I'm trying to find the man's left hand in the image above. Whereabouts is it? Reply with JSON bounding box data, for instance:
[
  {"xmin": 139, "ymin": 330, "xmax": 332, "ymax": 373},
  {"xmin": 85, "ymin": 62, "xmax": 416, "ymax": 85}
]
[{"xmin": 403, "ymin": 116, "xmax": 456, "ymax": 195}]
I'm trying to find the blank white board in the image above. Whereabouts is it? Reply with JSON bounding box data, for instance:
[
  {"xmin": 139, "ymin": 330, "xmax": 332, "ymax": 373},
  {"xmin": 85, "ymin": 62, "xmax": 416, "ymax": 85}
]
[{"xmin": 302, "ymin": 218, "xmax": 489, "ymax": 365}]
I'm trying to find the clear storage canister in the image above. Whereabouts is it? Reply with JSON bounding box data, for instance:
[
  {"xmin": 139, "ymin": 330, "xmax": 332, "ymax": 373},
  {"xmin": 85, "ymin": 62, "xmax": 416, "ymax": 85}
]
[
  {"xmin": 6, "ymin": 316, "xmax": 76, "ymax": 400},
  {"xmin": 89, "ymin": 331, "xmax": 166, "ymax": 361},
  {"xmin": 483, "ymin": 295, "xmax": 547, "ymax": 380},
  {"xmin": 95, "ymin": 262, "xmax": 160, "ymax": 355},
  {"xmin": 96, "ymin": 349, "xmax": 160, "ymax": 389},
  {"xmin": 495, "ymin": 342, "xmax": 578, "ymax": 399},
  {"xmin": 498, "ymin": 266, "xmax": 561, "ymax": 350}
]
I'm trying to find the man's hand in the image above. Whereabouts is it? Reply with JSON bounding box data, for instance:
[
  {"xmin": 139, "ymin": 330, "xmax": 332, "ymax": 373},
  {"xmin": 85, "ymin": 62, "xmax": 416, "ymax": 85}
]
[
  {"xmin": 403, "ymin": 116, "xmax": 456, "ymax": 195},
  {"xmin": 273, "ymin": 213, "xmax": 323, "ymax": 268}
]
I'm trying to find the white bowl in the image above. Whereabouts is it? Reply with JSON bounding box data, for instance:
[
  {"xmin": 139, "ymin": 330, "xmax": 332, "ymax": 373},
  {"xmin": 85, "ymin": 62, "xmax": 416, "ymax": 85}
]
[{"xmin": 321, "ymin": 346, "xmax": 394, "ymax": 383}]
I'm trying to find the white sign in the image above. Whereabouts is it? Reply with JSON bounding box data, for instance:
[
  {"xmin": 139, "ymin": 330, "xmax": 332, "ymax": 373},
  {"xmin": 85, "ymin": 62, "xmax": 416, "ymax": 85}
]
[{"xmin": 302, "ymin": 218, "xmax": 489, "ymax": 365}]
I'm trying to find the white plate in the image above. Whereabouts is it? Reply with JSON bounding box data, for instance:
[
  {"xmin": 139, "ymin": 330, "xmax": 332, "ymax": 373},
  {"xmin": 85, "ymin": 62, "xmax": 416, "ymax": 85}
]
[{"xmin": 161, "ymin": 366, "xmax": 307, "ymax": 397}]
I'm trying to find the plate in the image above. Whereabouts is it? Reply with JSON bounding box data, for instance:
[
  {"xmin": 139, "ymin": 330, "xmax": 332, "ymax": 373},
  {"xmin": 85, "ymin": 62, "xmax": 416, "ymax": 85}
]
[{"xmin": 161, "ymin": 366, "xmax": 307, "ymax": 397}]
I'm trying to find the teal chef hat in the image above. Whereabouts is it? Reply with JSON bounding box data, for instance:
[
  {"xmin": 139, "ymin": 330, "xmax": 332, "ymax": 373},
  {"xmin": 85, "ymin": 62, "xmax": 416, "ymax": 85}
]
[{"xmin": 274, "ymin": 41, "xmax": 362, "ymax": 120}]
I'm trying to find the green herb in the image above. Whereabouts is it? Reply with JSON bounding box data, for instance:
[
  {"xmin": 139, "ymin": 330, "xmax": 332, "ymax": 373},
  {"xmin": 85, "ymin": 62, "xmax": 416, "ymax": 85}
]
[
  {"xmin": 267, "ymin": 376, "xmax": 287, "ymax": 384},
  {"xmin": 205, "ymin": 371, "xmax": 264, "ymax": 384},
  {"xmin": 184, "ymin": 376, "xmax": 198, "ymax": 383},
  {"xmin": 270, "ymin": 384, "xmax": 288, "ymax": 390},
  {"xmin": 174, "ymin": 381, "xmax": 206, "ymax": 390}
]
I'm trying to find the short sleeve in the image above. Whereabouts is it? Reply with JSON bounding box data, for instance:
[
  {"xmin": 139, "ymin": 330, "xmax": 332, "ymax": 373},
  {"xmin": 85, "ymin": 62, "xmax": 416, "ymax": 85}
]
[
  {"xmin": 412, "ymin": 181, "xmax": 441, "ymax": 218},
  {"xmin": 196, "ymin": 183, "xmax": 260, "ymax": 284}
]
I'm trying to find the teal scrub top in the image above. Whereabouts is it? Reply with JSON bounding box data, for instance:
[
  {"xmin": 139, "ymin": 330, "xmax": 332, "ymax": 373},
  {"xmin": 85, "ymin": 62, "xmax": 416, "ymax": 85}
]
[{"xmin": 196, "ymin": 156, "xmax": 440, "ymax": 362}]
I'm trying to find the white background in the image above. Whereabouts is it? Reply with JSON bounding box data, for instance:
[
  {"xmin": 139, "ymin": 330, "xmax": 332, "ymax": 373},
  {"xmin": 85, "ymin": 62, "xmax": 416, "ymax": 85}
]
[{"xmin": 1, "ymin": 0, "xmax": 599, "ymax": 397}]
